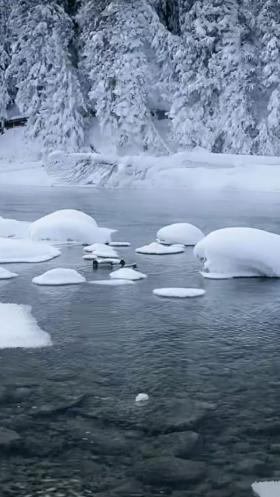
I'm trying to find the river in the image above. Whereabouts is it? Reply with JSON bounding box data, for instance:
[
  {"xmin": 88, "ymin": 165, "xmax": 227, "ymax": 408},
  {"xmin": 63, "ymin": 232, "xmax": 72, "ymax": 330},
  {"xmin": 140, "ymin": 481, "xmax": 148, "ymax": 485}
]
[{"xmin": 0, "ymin": 186, "xmax": 280, "ymax": 497}]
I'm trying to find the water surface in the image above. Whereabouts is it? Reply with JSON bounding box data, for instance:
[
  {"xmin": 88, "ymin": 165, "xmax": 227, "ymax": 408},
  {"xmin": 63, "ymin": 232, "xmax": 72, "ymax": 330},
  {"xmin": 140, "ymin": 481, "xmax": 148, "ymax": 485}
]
[{"xmin": 0, "ymin": 187, "xmax": 280, "ymax": 497}]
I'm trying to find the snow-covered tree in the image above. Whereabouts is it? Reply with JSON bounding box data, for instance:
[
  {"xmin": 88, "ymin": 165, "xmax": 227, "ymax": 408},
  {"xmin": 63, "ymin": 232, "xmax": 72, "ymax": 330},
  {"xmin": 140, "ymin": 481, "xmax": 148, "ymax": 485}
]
[
  {"xmin": 8, "ymin": 2, "xmax": 72, "ymax": 135},
  {"xmin": 80, "ymin": 0, "xmax": 170, "ymax": 153},
  {"xmin": 0, "ymin": 1, "xmax": 11, "ymax": 129},
  {"xmin": 257, "ymin": 0, "xmax": 280, "ymax": 154},
  {"xmin": 40, "ymin": 34, "xmax": 85, "ymax": 152}
]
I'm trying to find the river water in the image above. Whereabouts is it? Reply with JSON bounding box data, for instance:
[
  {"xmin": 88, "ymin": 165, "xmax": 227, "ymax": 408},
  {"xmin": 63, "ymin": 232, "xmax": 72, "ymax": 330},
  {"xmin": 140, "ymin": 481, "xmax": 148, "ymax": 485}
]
[{"xmin": 0, "ymin": 187, "xmax": 280, "ymax": 497}]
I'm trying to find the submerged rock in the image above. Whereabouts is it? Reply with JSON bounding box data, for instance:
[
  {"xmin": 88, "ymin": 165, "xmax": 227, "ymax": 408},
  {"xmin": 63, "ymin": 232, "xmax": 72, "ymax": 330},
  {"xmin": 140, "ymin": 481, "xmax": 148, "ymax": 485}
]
[
  {"xmin": 0, "ymin": 428, "xmax": 21, "ymax": 448},
  {"xmin": 78, "ymin": 396, "xmax": 216, "ymax": 434},
  {"xmin": 136, "ymin": 456, "xmax": 206, "ymax": 487}
]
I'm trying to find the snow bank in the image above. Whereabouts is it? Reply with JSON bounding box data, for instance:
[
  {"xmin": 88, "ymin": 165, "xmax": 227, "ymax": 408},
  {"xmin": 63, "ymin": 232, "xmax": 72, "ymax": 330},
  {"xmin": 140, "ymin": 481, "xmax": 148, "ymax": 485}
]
[
  {"xmin": 157, "ymin": 223, "xmax": 204, "ymax": 246},
  {"xmin": 136, "ymin": 242, "xmax": 184, "ymax": 255},
  {"xmin": 0, "ymin": 238, "xmax": 60, "ymax": 263},
  {"xmin": 0, "ymin": 268, "xmax": 18, "ymax": 279},
  {"xmin": 153, "ymin": 288, "xmax": 205, "ymax": 298},
  {"xmin": 252, "ymin": 481, "xmax": 280, "ymax": 497},
  {"xmin": 90, "ymin": 279, "xmax": 134, "ymax": 286},
  {"xmin": 110, "ymin": 268, "xmax": 147, "ymax": 281},
  {"xmin": 29, "ymin": 209, "xmax": 115, "ymax": 245},
  {"xmin": 84, "ymin": 243, "xmax": 119, "ymax": 258},
  {"xmin": 194, "ymin": 227, "xmax": 280, "ymax": 278},
  {"xmin": 0, "ymin": 303, "xmax": 52, "ymax": 348},
  {"xmin": 32, "ymin": 268, "xmax": 86, "ymax": 286},
  {"xmin": 0, "ymin": 216, "xmax": 30, "ymax": 239}
]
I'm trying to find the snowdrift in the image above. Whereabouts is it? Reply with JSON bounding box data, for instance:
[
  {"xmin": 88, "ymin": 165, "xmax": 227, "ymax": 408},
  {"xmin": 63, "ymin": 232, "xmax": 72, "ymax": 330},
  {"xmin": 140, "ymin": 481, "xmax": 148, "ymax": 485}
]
[
  {"xmin": 84, "ymin": 243, "xmax": 119, "ymax": 258},
  {"xmin": 252, "ymin": 481, "xmax": 280, "ymax": 497},
  {"xmin": 153, "ymin": 288, "xmax": 205, "ymax": 298},
  {"xmin": 194, "ymin": 227, "xmax": 280, "ymax": 278},
  {"xmin": 0, "ymin": 303, "xmax": 52, "ymax": 348},
  {"xmin": 157, "ymin": 223, "xmax": 204, "ymax": 246},
  {"xmin": 0, "ymin": 216, "xmax": 30, "ymax": 239},
  {"xmin": 29, "ymin": 209, "xmax": 115, "ymax": 244},
  {"xmin": 0, "ymin": 238, "xmax": 60, "ymax": 263},
  {"xmin": 136, "ymin": 242, "xmax": 184, "ymax": 255},
  {"xmin": 0, "ymin": 268, "xmax": 18, "ymax": 279},
  {"xmin": 110, "ymin": 268, "xmax": 147, "ymax": 281},
  {"xmin": 32, "ymin": 268, "xmax": 86, "ymax": 286}
]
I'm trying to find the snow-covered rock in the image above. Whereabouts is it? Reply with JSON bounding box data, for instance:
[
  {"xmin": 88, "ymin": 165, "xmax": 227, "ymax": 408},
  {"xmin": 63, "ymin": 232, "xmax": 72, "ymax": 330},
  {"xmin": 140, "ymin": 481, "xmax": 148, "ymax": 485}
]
[
  {"xmin": 83, "ymin": 255, "xmax": 121, "ymax": 265},
  {"xmin": 157, "ymin": 223, "xmax": 204, "ymax": 246},
  {"xmin": 29, "ymin": 209, "xmax": 115, "ymax": 244},
  {"xmin": 110, "ymin": 268, "xmax": 147, "ymax": 281},
  {"xmin": 109, "ymin": 242, "xmax": 131, "ymax": 247},
  {"xmin": 252, "ymin": 481, "xmax": 280, "ymax": 497},
  {"xmin": 0, "ymin": 216, "xmax": 30, "ymax": 239},
  {"xmin": 194, "ymin": 227, "xmax": 280, "ymax": 278},
  {"xmin": 90, "ymin": 279, "xmax": 134, "ymax": 286},
  {"xmin": 136, "ymin": 242, "xmax": 184, "ymax": 255},
  {"xmin": 135, "ymin": 393, "xmax": 149, "ymax": 403},
  {"xmin": 153, "ymin": 288, "xmax": 205, "ymax": 298},
  {"xmin": 84, "ymin": 243, "xmax": 119, "ymax": 258},
  {"xmin": 0, "ymin": 238, "xmax": 60, "ymax": 263},
  {"xmin": 32, "ymin": 268, "xmax": 86, "ymax": 286},
  {"xmin": 0, "ymin": 268, "xmax": 18, "ymax": 279},
  {"xmin": 0, "ymin": 303, "xmax": 52, "ymax": 348}
]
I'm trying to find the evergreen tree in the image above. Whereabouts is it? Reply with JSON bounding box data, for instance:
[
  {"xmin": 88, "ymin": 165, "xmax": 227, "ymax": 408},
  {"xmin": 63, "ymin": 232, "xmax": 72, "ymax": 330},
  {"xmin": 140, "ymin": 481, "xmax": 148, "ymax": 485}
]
[
  {"xmin": 0, "ymin": 1, "xmax": 11, "ymax": 129},
  {"xmin": 257, "ymin": 0, "xmax": 280, "ymax": 154},
  {"xmin": 80, "ymin": 0, "xmax": 170, "ymax": 153},
  {"xmin": 40, "ymin": 34, "xmax": 85, "ymax": 152}
]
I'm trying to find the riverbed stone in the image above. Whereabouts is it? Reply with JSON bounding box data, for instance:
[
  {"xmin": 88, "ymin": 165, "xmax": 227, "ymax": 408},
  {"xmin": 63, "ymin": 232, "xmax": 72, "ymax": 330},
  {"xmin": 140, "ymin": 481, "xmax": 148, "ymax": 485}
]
[
  {"xmin": 78, "ymin": 396, "xmax": 216, "ymax": 433},
  {"xmin": 142, "ymin": 431, "xmax": 200, "ymax": 459},
  {"xmin": 135, "ymin": 456, "xmax": 206, "ymax": 487},
  {"xmin": 0, "ymin": 428, "xmax": 21, "ymax": 448}
]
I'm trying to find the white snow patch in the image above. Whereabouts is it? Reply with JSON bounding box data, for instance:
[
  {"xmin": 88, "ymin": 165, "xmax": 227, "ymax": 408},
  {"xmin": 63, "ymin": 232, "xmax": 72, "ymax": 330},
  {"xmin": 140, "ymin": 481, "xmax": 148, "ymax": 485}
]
[
  {"xmin": 194, "ymin": 227, "xmax": 280, "ymax": 278},
  {"xmin": 90, "ymin": 279, "xmax": 134, "ymax": 286},
  {"xmin": 84, "ymin": 243, "xmax": 119, "ymax": 258},
  {"xmin": 0, "ymin": 268, "xmax": 18, "ymax": 279},
  {"xmin": 252, "ymin": 481, "xmax": 280, "ymax": 497},
  {"xmin": 0, "ymin": 238, "xmax": 60, "ymax": 263},
  {"xmin": 0, "ymin": 216, "xmax": 30, "ymax": 239},
  {"xmin": 0, "ymin": 303, "xmax": 52, "ymax": 348},
  {"xmin": 32, "ymin": 268, "xmax": 86, "ymax": 286},
  {"xmin": 109, "ymin": 242, "xmax": 131, "ymax": 247},
  {"xmin": 157, "ymin": 223, "xmax": 204, "ymax": 246},
  {"xmin": 110, "ymin": 268, "xmax": 147, "ymax": 281},
  {"xmin": 29, "ymin": 209, "xmax": 115, "ymax": 245},
  {"xmin": 84, "ymin": 255, "xmax": 121, "ymax": 264},
  {"xmin": 153, "ymin": 288, "xmax": 205, "ymax": 298},
  {"xmin": 135, "ymin": 393, "xmax": 149, "ymax": 403},
  {"xmin": 136, "ymin": 242, "xmax": 184, "ymax": 255}
]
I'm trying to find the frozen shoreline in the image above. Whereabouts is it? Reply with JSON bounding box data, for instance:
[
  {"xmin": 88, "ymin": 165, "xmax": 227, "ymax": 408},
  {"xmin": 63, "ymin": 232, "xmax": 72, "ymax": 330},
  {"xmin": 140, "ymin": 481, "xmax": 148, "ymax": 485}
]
[{"xmin": 1, "ymin": 128, "xmax": 280, "ymax": 191}]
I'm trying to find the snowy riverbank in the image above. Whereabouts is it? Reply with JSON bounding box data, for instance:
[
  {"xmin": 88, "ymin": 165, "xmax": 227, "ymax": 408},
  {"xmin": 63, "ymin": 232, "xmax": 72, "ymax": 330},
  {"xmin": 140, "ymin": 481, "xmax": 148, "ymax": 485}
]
[{"xmin": 1, "ymin": 128, "xmax": 280, "ymax": 191}]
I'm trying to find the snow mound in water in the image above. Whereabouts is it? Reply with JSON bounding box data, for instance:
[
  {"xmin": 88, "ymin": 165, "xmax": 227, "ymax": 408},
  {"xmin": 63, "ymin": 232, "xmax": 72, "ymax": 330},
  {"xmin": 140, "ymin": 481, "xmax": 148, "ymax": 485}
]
[
  {"xmin": 0, "ymin": 268, "xmax": 18, "ymax": 279},
  {"xmin": 0, "ymin": 216, "xmax": 30, "ymax": 239},
  {"xmin": 29, "ymin": 209, "xmax": 115, "ymax": 244},
  {"xmin": 135, "ymin": 393, "xmax": 149, "ymax": 403},
  {"xmin": 109, "ymin": 242, "xmax": 131, "ymax": 247},
  {"xmin": 84, "ymin": 243, "xmax": 119, "ymax": 258},
  {"xmin": 136, "ymin": 242, "xmax": 184, "ymax": 255},
  {"xmin": 32, "ymin": 268, "xmax": 86, "ymax": 286},
  {"xmin": 153, "ymin": 288, "xmax": 205, "ymax": 298},
  {"xmin": 84, "ymin": 255, "xmax": 121, "ymax": 264},
  {"xmin": 252, "ymin": 481, "xmax": 280, "ymax": 497},
  {"xmin": 194, "ymin": 227, "xmax": 280, "ymax": 278},
  {"xmin": 157, "ymin": 223, "xmax": 204, "ymax": 246},
  {"xmin": 90, "ymin": 279, "xmax": 134, "ymax": 286},
  {"xmin": 0, "ymin": 303, "xmax": 52, "ymax": 348},
  {"xmin": 110, "ymin": 268, "xmax": 147, "ymax": 281},
  {"xmin": 0, "ymin": 238, "xmax": 60, "ymax": 263}
]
